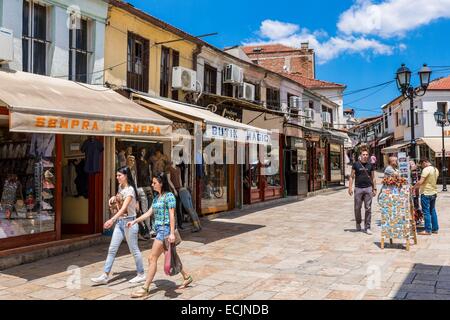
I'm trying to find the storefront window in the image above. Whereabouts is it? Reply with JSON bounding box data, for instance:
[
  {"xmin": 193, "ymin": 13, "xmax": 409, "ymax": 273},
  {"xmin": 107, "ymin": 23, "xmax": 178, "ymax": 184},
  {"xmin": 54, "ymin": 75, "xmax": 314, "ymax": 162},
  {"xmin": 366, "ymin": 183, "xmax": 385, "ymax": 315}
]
[
  {"xmin": 263, "ymin": 144, "xmax": 280, "ymax": 187},
  {"xmin": 297, "ymin": 149, "xmax": 308, "ymax": 173},
  {"xmin": 0, "ymin": 129, "xmax": 56, "ymax": 239},
  {"xmin": 115, "ymin": 139, "xmax": 172, "ymax": 214},
  {"xmin": 201, "ymin": 140, "xmax": 228, "ymax": 214},
  {"xmin": 330, "ymin": 152, "xmax": 342, "ymax": 182}
]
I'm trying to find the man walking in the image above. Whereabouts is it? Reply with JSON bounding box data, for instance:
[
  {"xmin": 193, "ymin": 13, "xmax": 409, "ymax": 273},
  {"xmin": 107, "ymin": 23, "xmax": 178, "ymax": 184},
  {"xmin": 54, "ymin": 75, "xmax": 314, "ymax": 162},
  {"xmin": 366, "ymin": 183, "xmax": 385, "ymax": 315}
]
[
  {"xmin": 414, "ymin": 158, "xmax": 440, "ymax": 235},
  {"xmin": 348, "ymin": 146, "xmax": 377, "ymax": 234}
]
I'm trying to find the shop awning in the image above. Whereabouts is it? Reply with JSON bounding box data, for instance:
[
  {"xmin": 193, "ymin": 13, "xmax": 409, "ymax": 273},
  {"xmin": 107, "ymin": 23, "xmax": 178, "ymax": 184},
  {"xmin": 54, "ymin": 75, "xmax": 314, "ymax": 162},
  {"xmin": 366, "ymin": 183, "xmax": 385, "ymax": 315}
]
[
  {"xmin": 378, "ymin": 135, "xmax": 393, "ymax": 146},
  {"xmin": 328, "ymin": 130, "xmax": 352, "ymax": 148},
  {"xmin": 381, "ymin": 141, "xmax": 410, "ymax": 154},
  {"xmin": 418, "ymin": 137, "xmax": 450, "ymax": 157},
  {"xmin": 0, "ymin": 70, "xmax": 172, "ymax": 139},
  {"xmin": 132, "ymin": 93, "xmax": 271, "ymax": 145}
]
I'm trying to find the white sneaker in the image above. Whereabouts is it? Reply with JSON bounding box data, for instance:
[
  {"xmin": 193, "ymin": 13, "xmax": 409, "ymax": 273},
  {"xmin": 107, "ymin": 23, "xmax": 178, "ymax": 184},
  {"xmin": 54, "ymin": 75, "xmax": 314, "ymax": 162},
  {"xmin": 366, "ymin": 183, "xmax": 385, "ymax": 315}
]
[
  {"xmin": 129, "ymin": 274, "xmax": 146, "ymax": 284},
  {"xmin": 365, "ymin": 229, "xmax": 373, "ymax": 235},
  {"xmin": 91, "ymin": 273, "xmax": 110, "ymax": 285}
]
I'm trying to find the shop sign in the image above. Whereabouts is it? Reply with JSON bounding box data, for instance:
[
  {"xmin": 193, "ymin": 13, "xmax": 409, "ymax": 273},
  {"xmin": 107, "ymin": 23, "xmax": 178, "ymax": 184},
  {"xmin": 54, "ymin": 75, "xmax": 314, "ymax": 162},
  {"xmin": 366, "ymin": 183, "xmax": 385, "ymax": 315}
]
[
  {"xmin": 246, "ymin": 130, "xmax": 270, "ymax": 144},
  {"xmin": 435, "ymin": 151, "xmax": 450, "ymax": 157},
  {"xmin": 330, "ymin": 144, "xmax": 341, "ymax": 153},
  {"xmin": 10, "ymin": 113, "xmax": 172, "ymax": 137},
  {"xmin": 216, "ymin": 105, "xmax": 243, "ymax": 123},
  {"xmin": 205, "ymin": 124, "xmax": 270, "ymax": 145},
  {"xmin": 205, "ymin": 124, "xmax": 245, "ymax": 142}
]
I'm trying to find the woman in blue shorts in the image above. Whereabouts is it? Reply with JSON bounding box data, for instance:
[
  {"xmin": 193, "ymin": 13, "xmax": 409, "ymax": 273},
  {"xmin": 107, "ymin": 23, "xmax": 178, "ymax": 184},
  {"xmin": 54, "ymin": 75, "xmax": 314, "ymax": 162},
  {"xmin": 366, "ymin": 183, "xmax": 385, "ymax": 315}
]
[{"xmin": 127, "ymin": 172, "xmax": 193, "ymax": 298}]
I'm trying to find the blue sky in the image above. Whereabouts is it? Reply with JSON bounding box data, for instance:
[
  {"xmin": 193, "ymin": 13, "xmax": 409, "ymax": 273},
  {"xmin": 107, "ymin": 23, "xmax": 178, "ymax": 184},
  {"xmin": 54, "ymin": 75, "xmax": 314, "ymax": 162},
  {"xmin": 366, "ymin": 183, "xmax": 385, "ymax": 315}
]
[{"xmin": 128, "ymin": 0, "xmax": 450, "ymax": 118}]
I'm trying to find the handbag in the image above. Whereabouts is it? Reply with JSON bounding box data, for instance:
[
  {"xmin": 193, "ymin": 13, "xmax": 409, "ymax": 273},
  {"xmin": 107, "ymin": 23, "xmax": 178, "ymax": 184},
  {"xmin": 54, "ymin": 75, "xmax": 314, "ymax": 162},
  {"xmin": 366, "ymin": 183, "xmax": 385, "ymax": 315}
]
[{"xmin": 164, "ymin": 243, "xmax": 183, "ymax": 276}]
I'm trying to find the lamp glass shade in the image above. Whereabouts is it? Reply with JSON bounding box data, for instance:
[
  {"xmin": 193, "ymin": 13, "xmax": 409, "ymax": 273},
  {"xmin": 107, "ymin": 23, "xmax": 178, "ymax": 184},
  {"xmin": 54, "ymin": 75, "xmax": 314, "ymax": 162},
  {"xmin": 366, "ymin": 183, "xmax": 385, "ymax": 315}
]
[
  {"xmin": 396, "ymin": 64, "xmax": 411, "ymax": 92},
  {"xmin": 434, "ymin": 111, "xmax": 444, "ymax": 124},
  {"xmin": 419, "ymin": 64, "xmax": 432, "ymax": 89}
]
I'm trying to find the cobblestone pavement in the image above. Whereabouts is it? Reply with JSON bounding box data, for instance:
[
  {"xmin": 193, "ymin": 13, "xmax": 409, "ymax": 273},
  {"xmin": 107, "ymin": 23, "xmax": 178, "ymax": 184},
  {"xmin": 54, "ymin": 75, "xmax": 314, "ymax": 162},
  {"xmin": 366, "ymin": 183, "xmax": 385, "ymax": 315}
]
[{"xmin": 1, "ymin": 177, "xmax": 450, "ymax": 300}]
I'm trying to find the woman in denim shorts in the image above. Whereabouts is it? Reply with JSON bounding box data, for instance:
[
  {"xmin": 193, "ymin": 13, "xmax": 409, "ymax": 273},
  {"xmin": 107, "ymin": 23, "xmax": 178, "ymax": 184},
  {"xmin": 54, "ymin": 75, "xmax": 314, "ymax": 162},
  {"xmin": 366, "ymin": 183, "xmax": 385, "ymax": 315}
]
[{"xmin": 127, "ymin": 172, "xmax": 193, "ymax": 298}]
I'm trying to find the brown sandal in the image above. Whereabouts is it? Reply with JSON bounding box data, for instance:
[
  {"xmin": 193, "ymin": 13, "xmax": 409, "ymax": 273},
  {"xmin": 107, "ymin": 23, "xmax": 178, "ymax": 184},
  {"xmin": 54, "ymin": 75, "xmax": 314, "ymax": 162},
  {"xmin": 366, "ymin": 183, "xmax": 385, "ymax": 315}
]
[{"xmin": 178, "ymin": 275, "xmax": 193, "ymax": 289}]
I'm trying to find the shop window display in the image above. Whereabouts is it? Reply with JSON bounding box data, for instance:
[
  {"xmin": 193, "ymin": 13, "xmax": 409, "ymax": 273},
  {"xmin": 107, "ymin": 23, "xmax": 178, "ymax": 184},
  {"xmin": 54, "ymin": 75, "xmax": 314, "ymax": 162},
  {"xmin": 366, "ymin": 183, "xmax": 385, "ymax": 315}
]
[
  {"xmin": 330, "ymin": 151, "xmax": 342, "ymax": 182},
  {"xmin": 115, "ymin": 140, "xmax": 171, "ymax": 234},
  {"xmin": 0, "ymin": 130, "xmax": 55, "ymax": 239},
  {"xmin": 200, "ymin": 140, "xmax": 228, "ymax": 213},
  {"xmin": 263, "ymin": 144, "xmax": 280, "ymax": 187}
]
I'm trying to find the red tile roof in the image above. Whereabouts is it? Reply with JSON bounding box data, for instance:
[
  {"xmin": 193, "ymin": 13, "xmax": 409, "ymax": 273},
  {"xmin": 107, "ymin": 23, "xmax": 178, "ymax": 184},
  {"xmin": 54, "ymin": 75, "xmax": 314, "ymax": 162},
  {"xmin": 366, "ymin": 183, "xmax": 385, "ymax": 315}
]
[
  {"xmin": 284, "ymin": 73, "xmax": 346, "ymax": 89},
  {"xmin": 242, "ymin": 44, "xmax": 304, "ymax": 54},
  {"xmin": 427, "ymin": 75, "xmax": 450, "ymax": 90}
]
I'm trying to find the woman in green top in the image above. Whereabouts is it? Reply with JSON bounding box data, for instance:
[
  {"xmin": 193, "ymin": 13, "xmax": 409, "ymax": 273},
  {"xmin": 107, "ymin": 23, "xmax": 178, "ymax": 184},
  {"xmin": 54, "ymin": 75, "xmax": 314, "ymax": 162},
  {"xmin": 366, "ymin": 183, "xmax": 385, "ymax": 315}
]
[{"xmin": 127, "ymin": 172, "xmax": 193, "ymax": 298}]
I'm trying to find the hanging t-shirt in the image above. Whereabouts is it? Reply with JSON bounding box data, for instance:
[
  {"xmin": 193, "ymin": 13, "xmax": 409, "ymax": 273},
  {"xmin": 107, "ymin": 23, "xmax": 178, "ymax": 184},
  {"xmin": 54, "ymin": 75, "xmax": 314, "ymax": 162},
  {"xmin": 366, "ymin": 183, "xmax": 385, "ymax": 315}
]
[{"xmin": 81, "ymin": 139, "xmax": 104, "ymax": 174}]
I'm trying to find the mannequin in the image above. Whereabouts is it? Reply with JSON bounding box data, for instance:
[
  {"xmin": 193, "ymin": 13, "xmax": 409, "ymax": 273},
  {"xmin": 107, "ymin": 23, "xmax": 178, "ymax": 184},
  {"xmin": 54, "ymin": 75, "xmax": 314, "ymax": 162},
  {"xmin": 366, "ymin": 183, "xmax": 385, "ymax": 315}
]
[
  {"xmin": 126, "ymin": 146, "xmax": 133, "ymax": 157},
  {"xmin": 136, "ymin": 148, "xmax": 151, "ymax": 188},
  {"xmin": 167, "ymin": 161, "xmax": 201, "ymax": 232},
  {"xmin": 150, "ymin": 150, "xmax": 169, "ymax": 176},
  {"xmin": 128, "ymin": 154, "xmax": 150, "ymax": 239},
  {"xmin": 167, "ymin": 161, "xmax": 183, "ymax": 229},
  {"xmin": 118, "ymin": 149, "xmax": 127, "ymax": 168},
  {"xmin": 126, "ymin": 155, "xmax": 138, "ymax": 188}
]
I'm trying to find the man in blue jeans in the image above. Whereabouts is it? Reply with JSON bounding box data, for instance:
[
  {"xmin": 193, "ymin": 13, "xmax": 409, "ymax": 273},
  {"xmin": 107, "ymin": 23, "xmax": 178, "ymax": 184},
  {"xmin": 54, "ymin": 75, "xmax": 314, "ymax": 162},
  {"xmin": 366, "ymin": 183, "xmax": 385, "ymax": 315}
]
[{"xmin": 414, "ymin": 158, "xmax": 440, "ymax": 236}]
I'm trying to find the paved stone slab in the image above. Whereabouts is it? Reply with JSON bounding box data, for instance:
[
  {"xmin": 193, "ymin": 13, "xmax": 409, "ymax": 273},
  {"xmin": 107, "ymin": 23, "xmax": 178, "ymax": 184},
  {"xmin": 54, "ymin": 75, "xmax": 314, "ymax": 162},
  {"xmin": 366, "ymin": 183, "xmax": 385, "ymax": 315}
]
[{"xmin": 1, "ymin": 180, "xmax": 449, "ymax": 300}]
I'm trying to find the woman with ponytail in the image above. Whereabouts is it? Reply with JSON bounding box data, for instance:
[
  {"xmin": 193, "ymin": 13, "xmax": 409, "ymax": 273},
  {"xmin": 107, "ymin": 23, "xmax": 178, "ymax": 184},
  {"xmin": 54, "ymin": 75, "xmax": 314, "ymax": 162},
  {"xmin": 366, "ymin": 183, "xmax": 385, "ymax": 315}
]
[{"xmin": 91, "ymin": 166, "xmax": 146, "ymax": 285}]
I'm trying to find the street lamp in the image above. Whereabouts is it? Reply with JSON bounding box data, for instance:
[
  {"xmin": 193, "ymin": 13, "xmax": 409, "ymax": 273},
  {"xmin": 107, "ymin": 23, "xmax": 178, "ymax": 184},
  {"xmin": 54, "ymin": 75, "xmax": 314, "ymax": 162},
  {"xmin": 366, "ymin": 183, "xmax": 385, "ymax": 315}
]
[
  {"xmin": 434, "ymin": 110, "xmax": 450, "ymax": 192},
  {"xmin": 396, "ymin": 64, "xmax": 432, "ymax": 160}
]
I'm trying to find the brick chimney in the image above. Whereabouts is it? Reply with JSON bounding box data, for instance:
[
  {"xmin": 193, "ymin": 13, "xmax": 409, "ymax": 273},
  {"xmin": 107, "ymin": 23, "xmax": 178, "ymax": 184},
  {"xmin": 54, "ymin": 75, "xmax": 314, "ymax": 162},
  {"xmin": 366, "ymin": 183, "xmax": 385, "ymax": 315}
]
[{"xmin": 243, "ymin": 43, "xmax": 316, "ymax": 79}]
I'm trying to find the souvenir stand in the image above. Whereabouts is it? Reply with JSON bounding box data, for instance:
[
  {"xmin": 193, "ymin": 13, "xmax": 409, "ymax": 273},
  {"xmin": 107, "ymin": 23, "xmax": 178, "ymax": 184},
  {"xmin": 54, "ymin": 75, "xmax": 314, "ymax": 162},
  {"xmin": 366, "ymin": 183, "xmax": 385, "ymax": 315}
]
[{"xmin": 378, "ymin": 153, "xmax": 417, "ymax": 250}]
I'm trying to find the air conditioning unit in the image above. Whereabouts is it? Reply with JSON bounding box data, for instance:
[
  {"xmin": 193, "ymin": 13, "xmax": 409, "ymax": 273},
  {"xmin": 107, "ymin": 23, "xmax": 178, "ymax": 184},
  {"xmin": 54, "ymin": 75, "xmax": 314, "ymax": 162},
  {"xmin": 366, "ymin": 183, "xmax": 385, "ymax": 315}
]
[
  {"xmin": 321, "ymin": 112, "xmax": 331, "ymax": 124},
  {"xmin": 172, "ymin": 67, "xmax": 197, "ymax": 91},
  {"xmin": 305, "ymin": 108, "xmax": 315, "ymax": 122},
  {"xmin": 238, "ymin": 82, "xmax": 255, "ymax": 101},
  {"xmin": 223, "ymin": 64, "xmax": 243, "ymax": 84},
  {"xmin": 0, "ymin": 28, "xmax": 14, "ymax": 64},
  {"xmin": 289, "ymin": 96, "xmax": 302, "ymax": 110}
]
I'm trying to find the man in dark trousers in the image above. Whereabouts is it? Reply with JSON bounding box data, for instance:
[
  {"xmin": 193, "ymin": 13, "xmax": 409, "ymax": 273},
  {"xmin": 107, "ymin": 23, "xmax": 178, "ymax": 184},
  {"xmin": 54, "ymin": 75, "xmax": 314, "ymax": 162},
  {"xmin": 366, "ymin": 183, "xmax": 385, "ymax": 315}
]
[{"xmin": 348, "ymin": 146, "xmax": 377, "ymax": 234}]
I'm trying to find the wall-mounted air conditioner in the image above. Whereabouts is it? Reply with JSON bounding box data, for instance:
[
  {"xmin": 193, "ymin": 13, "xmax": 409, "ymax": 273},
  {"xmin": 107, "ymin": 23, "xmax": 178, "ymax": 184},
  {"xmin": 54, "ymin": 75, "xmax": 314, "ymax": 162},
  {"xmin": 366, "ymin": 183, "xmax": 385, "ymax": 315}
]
[
  {"xmin": 289, "ymin": 96, "xmax": 302, "ymax": 110},
  {"xmin": 305, "ymin": 108, "xmax": 315, "ymax": 121},
  {"xmin": 238, "ymin": 82, "xmax": 255, "ymax": 101},
  {"xmin": 0, "ymin": 28, "xmax": 14, "ymax": 64},
  {"xmin": 172, "ymin": 66, "xmax": 197, "ymax": 91},
  {"xmin": 223, "ymin": 64, "xmax": 243, "ymax": 84}
]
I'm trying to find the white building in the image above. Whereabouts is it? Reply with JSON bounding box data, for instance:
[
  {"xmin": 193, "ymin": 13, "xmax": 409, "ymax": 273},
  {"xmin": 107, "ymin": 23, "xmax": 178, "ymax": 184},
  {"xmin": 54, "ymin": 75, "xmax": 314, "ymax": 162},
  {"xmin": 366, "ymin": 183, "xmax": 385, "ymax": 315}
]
[
  {"xmin": 382, "ymin": 75, "xmax": 450, "ymax": 172},
  {"xmin": 0, "ymin": 0, "xmax": 107, "ymax": 84}
]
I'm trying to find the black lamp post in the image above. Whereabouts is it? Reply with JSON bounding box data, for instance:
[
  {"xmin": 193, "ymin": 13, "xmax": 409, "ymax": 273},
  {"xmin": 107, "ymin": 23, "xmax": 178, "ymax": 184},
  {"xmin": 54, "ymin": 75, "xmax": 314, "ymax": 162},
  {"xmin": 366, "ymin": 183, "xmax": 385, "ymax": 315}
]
[
  {"xmin": 396, "ymin": 64, "xmax": 432, "ymax": 161},
  {"xmin": 434, "ymin": 111, "xmax": 450, "ymax": 192}
]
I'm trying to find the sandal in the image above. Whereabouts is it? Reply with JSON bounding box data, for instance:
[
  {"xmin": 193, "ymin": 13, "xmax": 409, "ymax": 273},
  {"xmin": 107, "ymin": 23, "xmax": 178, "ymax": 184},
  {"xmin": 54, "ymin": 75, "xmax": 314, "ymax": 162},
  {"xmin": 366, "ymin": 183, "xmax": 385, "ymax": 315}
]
[
  {"xmin": 131, "ymin": 286, "xmax": 151, "ymax": 298},
  {"xmin": 179, "ymin": 275, "xmax": 193, "ymax": 289}
]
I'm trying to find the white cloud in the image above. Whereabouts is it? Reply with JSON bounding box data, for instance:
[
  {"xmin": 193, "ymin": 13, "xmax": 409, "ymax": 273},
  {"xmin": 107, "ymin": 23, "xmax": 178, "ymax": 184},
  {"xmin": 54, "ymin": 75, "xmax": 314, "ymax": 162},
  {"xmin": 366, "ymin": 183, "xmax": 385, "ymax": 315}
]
[
  {"xmin": 245, "ymin": 0, "xmax": 450, "ymax": 63},
  {"xmin": 259, "ymin": 20, "xmax": 299, "ymax": 39},
  {"xmin": 338, "ymin": 0, "xmax": 450, "ymax": 38},
  {"xmin": 244, "ymin": 20, "xmax": 395, "ymax": 64}
]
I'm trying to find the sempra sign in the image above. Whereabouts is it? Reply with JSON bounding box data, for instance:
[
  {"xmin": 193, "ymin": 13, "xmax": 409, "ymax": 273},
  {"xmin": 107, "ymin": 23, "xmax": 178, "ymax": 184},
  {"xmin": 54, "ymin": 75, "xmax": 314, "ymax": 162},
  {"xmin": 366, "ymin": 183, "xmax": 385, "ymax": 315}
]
[{"xmin": 10, "ymin": 113, "xmax": 172, "ymax": 137}]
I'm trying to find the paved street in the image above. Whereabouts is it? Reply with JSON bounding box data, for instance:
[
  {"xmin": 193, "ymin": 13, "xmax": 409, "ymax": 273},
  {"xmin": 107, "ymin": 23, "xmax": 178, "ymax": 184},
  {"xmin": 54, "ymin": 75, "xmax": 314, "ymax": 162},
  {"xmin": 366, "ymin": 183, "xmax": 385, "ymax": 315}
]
[{"xmin": 1, "ymin": 181, "xmax": 450, "ymax": 300}]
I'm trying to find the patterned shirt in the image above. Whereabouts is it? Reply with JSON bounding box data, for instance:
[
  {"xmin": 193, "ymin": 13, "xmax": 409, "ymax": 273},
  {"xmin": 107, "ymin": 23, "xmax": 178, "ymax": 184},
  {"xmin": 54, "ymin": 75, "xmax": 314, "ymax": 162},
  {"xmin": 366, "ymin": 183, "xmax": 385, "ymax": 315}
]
[{"xmin": 152, "ymin": 192, "xmax": 176, "ymax": 227}]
